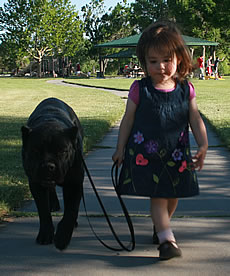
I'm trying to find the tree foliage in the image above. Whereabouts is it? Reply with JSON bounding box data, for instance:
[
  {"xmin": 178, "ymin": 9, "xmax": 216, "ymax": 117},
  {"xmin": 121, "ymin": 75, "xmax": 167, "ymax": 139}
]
[
  {"xmin": 127, "ymin": 0, "xmax": 229, "ymax": 72},
  {"xmin": 129, "ymin": 0, "xmax": 170, "ymax": 31},
  {"xmin": 173, "ymin": 0, "xmax": 230, "ymax": 65},
  {"xmin": 0, "ymin": 0, "xmax": 84, "ymax": 76},
  {"xmin": 99, "ymin": 0, "xmax": 133, "ymax": 41},
  {"xmin": 80, "ymin": 0, "xmax": 134, "ymax": 73},
  {"xmin": 0, "ymin": 0, "xmax": 229, "ymax": 75}
]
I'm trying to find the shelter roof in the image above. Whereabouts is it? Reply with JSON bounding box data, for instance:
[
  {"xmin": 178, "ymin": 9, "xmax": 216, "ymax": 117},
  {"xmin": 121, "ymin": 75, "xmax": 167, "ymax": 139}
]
[
  {"xmin": 96, "ymin": 33, "xmax": 219, "ymax": 48},
  {"xmin": 102, "ymin": 49, "xmax": 136, "ymax": 59}
]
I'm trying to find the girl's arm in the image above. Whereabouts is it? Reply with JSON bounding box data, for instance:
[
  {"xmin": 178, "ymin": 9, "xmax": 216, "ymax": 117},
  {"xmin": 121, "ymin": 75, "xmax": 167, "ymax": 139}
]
[
  {"xmin": 189, "ymin": 97, "xmax": 208, "ymax": 171},
  {"xmin": 112, "ymin": 98, "xmax": 137, "ymax": 167}
]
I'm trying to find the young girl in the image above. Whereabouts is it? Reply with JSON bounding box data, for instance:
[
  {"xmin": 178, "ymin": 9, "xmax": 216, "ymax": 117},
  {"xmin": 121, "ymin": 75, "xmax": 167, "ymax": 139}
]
[
  {"xmin": 206, "ymin": 56, "xmax": 213, "ymax": 77},
  {"xmin": 112, "ymin": 21, "xmax": 208, "ymax": 260}
]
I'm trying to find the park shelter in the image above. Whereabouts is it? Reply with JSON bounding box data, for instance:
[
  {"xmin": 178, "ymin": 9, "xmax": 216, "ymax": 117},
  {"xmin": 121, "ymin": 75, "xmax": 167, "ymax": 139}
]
[
  {"xmin": 96, "ymin": 33, "xmax": 219, "ymax": 76},
  {"xmin": 102, "ymin": 48, "xmax": 136, "ymax": 59}
]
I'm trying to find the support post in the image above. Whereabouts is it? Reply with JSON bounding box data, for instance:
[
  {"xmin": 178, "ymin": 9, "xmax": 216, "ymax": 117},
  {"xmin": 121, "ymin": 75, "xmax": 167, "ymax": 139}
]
[{"xmin": 203, "ymin": 46, "xmax": 206, "ymax": 75}]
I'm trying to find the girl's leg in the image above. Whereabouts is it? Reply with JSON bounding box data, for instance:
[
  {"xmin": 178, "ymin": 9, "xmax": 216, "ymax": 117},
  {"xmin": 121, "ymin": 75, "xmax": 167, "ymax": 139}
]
[
  {"xmin": 151, "ymin": 198, "xmax": 178, "ymax": 229},
  {"xmin": 151, "ymin": 198, "xmax": 178, "ymax": 243},
  {"xmin": 168, "ymin": 198, "xmax": 178, "ymax": 218},
  {"xmin": 150, "ymin": 198, "xmax": 170, "ymax": 232},
  {"xmin": 150, "ymin": 198, "xmax": 181, "ymax": 260}
]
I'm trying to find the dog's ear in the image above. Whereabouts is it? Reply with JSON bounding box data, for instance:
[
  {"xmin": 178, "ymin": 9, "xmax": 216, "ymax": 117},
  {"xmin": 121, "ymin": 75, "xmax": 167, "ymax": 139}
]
[{"xmin": 21, "ymin": 126, "xmax": 32, "ymax": 145}]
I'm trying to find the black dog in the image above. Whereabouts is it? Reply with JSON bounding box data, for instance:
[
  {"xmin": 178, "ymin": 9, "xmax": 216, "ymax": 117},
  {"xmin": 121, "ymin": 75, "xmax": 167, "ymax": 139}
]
[{"xmin": 21, "ymin": 97, "xmax": 84, "ymax": 250}]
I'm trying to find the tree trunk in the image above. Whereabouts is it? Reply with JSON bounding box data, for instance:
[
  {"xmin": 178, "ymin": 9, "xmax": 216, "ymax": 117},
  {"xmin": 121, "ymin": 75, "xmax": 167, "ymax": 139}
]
[{"xmin": 37, "ymin": 59, "xmax": 42, "ymax": 78}]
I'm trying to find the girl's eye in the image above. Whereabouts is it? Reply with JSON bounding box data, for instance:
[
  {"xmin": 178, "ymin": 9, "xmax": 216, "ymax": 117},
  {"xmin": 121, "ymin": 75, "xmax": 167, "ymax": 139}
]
[{"xmin": 165, "ymin": 58, "xmax": 172, "ymax": 62}]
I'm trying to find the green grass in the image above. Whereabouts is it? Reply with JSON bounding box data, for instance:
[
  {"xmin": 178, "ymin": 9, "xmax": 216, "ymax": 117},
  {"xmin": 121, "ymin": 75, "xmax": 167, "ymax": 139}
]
[
  {"xmin": 0, "ymin": 77, "xmax": 125, "ymax": 218},
  {"xmin": 192, "ymin": 76, "xmax": 230, "ymax": 149}
]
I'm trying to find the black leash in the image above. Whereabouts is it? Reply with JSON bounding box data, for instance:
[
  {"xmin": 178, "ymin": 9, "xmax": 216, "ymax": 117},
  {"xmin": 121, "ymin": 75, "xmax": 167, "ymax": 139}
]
[{"xmin": 81, "ymin": 157, "xmax": 135, "ymax": 252}]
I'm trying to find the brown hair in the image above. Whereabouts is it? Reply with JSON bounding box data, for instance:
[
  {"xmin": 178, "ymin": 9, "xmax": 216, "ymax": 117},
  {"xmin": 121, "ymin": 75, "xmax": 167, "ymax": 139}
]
[{"xmin": 136, "ymin": 21, "xmax": 192, "ymax": 81}]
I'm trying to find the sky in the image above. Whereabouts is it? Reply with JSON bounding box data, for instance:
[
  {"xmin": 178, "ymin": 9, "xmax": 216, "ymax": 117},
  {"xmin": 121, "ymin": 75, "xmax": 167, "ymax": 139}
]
[{"xmin": 0, "ymin": 0, "xmax": 135, "ymax": 11}]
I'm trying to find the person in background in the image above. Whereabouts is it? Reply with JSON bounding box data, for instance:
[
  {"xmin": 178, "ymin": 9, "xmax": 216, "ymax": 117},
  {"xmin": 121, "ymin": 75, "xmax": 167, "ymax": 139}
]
[
  {"xmin": 206, "ymin": 56, "xmax": 213, "ymax": 77},
  {"xmin": 197, "ymin": 55, "xmax": 205, "ymax": 80},
  {"xmin": 214, "ymin": 57, "xmax": 225, "ymax": 80},
  {"xmin": 76, "ymin": 62, "xmax": 81, "ymax": 76}
]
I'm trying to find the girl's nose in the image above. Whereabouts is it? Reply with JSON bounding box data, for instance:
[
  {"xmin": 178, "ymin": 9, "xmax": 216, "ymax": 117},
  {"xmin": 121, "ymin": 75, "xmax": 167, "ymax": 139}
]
[{"xmin": 159, "ymin": 62, "xmax": 165, "ymax": 70}]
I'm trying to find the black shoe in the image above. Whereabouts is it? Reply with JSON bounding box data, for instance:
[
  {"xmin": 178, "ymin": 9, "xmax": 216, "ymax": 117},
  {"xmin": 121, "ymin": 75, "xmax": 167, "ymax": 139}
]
[
  {"xmin": 158, "ymin": 241, "xmax": 182, "ymax": 260},
  {"xmin": 153, "ymin": 226, "xmax": 159, "ymax": 244}
]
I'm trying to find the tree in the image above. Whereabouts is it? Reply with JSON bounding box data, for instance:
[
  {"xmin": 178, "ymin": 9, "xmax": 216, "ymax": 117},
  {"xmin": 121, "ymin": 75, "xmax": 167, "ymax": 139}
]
[
  {"xmin": 81, "ymin": 0, "xmax": 133, "ymax": 74},
  {"xmin": 81, "ymin": 0, "xmax": 106, "ymax": 46},
  {"xmin": 129, "ymin": 0, "xmax": 229, "ymax": 71},
  {"xmin": 170, "ymin": 0, "xmax": 230, "ymax": 65},
  {"xmin": 0, "ymin": 0, "xmax": 31, "ymax": 73},
  {"xmin": 0, "ymin": 0, "xmax": 84, "ymax": 77},
  {"xmin": 99, "ymin": 0, "xmax": 133, "ymax": 41},
  {"xmin": 129, "ymin": 0, "xmax": 171, "ymax": 31},
  {"xmin": 28, "ymin": 0, "xmax": 84, "ymax": 77}
]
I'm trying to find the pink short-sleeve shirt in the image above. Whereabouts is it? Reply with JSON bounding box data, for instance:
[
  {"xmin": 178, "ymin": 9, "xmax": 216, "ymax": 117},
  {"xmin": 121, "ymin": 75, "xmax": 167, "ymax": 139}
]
[{"xmin": 128, "ymin": 80, "xmax": 196, "ymax": 105}]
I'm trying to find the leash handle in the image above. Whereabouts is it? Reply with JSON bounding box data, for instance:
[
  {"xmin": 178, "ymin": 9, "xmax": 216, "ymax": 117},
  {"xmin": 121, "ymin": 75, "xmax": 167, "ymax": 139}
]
[{"xmin": 82, "ymin": 157, "xmax": 135, "ymax": 252}]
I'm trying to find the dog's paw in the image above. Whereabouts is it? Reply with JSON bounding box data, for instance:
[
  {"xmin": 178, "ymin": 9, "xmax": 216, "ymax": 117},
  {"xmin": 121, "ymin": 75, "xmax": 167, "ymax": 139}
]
[
  {"xmin": 54, "ymin": 231, "xmax": 72, "ymax": 250},
  {"xmin": 54, "ymin": 235, "xmax": 70, "ymax": 250},
  {"xmin": 54, "ymin": 220, "xmax": 75, "ymax": 250}
]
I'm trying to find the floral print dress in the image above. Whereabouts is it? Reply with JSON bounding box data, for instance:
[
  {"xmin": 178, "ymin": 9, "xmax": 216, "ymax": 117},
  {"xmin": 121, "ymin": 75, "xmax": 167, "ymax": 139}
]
[{"xmin": 117, "ymin": 77, "xmax": 199, "ymax": 198}]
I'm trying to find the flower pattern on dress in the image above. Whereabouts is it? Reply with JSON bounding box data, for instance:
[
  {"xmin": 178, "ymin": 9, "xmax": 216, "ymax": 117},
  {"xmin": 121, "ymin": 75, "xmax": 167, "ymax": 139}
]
[
  {"xmin": 123, "ymin": 127, "xmax": 196, "ymax": 195},
  {"xmin": 134, "ymin": 131, "xmax": 144, "ymax": 144},
  {"xmin": 172, "ymin": 148, "xmax": 183, "ymax": 161},
  {"xmin": 144, "ymin": 140, "xmax": 158, "ymax": 154}
]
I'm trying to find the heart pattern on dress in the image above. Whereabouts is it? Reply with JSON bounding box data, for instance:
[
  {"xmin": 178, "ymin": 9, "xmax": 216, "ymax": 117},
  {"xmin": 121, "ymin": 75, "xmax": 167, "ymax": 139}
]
[
  {"xmin": 179, "ymin": 160, "xmax": 187, "ymax": 172},
  {"xmin": 136, "ymin": 154, "xmax": 149, "ymax": 166}
]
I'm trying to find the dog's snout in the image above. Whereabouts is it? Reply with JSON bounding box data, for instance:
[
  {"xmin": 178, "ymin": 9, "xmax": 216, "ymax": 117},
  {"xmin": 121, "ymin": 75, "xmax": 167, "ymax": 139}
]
[{"xmin": 44, "ymin": 162, "xmax": 56, "ymax": 172}]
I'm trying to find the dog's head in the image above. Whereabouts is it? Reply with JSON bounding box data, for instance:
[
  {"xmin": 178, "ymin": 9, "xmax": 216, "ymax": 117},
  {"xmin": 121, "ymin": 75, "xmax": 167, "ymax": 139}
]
[{"xmin": 21, "ymin": 124, "xmax": 81, "ymax": 188}]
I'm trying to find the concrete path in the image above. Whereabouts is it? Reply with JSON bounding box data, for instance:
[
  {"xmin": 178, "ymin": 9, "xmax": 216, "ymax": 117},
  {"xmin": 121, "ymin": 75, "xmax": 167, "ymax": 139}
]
[{"xmin": 1, "ymin": 80, "xmax": 230, "ymax": 275}]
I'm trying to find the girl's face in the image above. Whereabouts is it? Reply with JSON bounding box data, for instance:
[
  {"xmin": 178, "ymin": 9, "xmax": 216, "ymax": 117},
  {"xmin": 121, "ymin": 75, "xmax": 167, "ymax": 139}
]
[{"xmin": 145, "ymin": 47, "xmax": 179, "ymax": 88}]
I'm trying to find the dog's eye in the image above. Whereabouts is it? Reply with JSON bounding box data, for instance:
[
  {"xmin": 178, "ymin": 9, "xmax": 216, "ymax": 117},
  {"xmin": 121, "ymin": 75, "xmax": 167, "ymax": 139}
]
[
  {"xmin": 58, "ymin": 150, "xmax": 68, "ymax": 156},
  {"xmin": 32, "ymin": 148, "xmax": 40, "ymax": 154}
]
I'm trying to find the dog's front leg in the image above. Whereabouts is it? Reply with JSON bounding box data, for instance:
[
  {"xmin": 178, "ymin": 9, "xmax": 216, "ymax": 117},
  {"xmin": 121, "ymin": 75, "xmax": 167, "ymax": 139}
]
[
  {"xmin": 54, "ymin": 178, "xmax": 83, "ymax": 250},
  {"xmin": 29, "ymin": 182, "xmax": 55, "ymax": 245},
  {"xmin": 49, "ymin": 187, "xmax": 60, "ymax": 212}
]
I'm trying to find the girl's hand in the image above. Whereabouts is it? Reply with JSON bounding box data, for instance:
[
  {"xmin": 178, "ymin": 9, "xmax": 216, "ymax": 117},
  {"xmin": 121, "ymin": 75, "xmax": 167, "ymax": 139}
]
[
  {"xmin": 192, "ymin": 146, "xmax": 208, "ymax": 171},
  {"xmin": 112, "ymin": 98, "xmax": 137, "ymax": 168},
  {"xmin": 112, "ymin": 149, "xmax": 124, "ymax": 168}
]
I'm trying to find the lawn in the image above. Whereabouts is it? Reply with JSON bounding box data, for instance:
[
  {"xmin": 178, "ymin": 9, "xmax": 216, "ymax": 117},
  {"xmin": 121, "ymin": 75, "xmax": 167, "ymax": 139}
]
[
  {"xmin": 0, "ymin": 77, "xmax": 125, "ymax": 218},
  {"xmin": 192, "ymin": 76, "xmax": 230, "ymax": 148}
]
